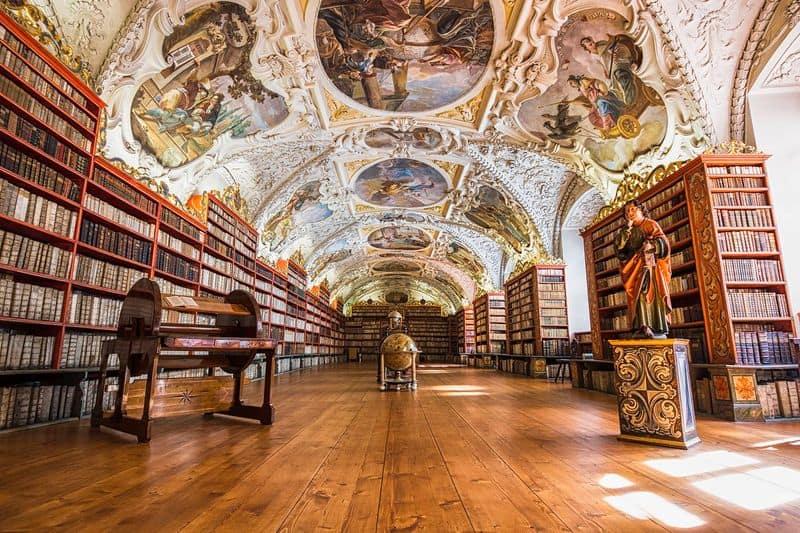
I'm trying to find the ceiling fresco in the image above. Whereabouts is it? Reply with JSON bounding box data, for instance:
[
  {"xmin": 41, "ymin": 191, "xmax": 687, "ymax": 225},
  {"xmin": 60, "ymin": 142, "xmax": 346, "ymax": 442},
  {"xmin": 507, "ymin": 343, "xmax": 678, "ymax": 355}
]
[
  {"xmin": 353, "ymin": 158, "xmax": 449, "ymax": 207},
  {"xmin": 314, "ymin": 0, "xmax": 495, "ymax": 113},
  {"xmin": 23, "ymin": 0, "xmax": 787, "ymax": 312}
]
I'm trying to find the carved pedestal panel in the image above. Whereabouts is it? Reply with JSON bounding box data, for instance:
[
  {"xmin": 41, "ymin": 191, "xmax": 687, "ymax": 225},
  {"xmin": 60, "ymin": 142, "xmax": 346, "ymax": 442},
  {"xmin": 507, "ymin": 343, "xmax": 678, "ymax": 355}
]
[
  {"xmin": 611, "ymin": 339, "xmax": 700, "ymax": 449},
  {"xmin": 706, "ymin": 365, "xmax": 764, "ymax": 422}
]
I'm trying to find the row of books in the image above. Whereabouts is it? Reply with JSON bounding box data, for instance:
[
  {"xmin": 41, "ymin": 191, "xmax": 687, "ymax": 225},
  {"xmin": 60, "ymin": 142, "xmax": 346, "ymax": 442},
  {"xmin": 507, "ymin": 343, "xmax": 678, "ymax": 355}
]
[
  {"xmin": 0, "ymin": 44, "xmax": 93, "ymax": 129},
  {"xmin": 234, "ymin": 265, "xmax": 254, "ymax": 287},
  {"xmin": 722, "ymin": 258, "xmax": 783, "ymax": 283},
  {"xmin": 541, "ymin": 317, "xmax": 568, "ymax": 327},
  {"xmin": 759, "ymin": 380, "xmax": 800, "ymax": 418},
  {"xmin": 672, "ymin": 303, "xmax": 704, "ymax": 324},
  {"xmin": 706, "ymin": 165, "xmax": 763, "ymax": 175},
  {"xmin": 68, "ymin": 291, "xmax": 122, "ymax": 327},
  {"xmin": 0, "ymin": 103, "xmax": 89, "ymax": 174},
  {"xmin": 666, "ymin": 223, "xmax": 692, "ymax": 243},
  {"xmin": 202, "ymin": 251, "xmax": 233, "ymax": 275},
  {"xmin": 541, "ymin": 327, "xmax": 568, "ymax": 338},
  {"xmin": 160, "ymin": 207, "xmax": 200, "ymax": 239},
  {"xmin": 670, "ymin": 247, "xmax": 695, "ymax": 268},
  {"xmin": 79, "ymin": 219, "xmax": 152, "ymax": 265},
  {"xmin": 0, "ymin": 274, "xmax": 62, "ymax": 321},
  {"xmin": 714, "ymin": 208, "xmax": 773, "ymax": 228},
  {"xmin": 669, "ymin": 272, "xmax": 698, "ymax": 294},
  {"xmin": 709, "ymin": 176, "xmax": 764, "ymax": 188},
  {"xmin": 650, "ymin": 193, "xmax": 686, "ymax": 219},
  {"xmin": 0, "ymin": 74, "xmax": 91, "ymax": 149},
  {"xmin": 595, "ymin": 255, "xmax": 619, "ymax": 274},
  {"xmin": 207, "ymin": 222, "xmax": 235, "ymax": 246},
  {"xmin": 0, "ymin": 140, "xmax": 80, "ymax": 201},
  {"xmin": 0, "ymin": 24, "xmax": 90, "ymax": 106},
  {"xmin": 158, "ymin": 230, "xmax": 199, "ymax": 260},
  {"xmin": 656, "ymin": 205, "xmax": 688, "ymax": 228},
  {"xmin": 597, "ymin": 272, "xmax": 622, "ymax": 290},
  {"xmin": 733, "ymin": 330, "xmax": 794, "ymax": 365},
  {"xmin": 73, "ymin": 254, "xmax": 145, "ymax": 293},
  {"xmin": 542, "ymin": 338, "xmax": 570, "ymax": 356},
  {"xmin": 599, "ymin": 291, "xmax": 625, "ymax": 309},
  {"xmin": 600, "ymin": 310, "xmax": 627, "ymax": 331},
  {"xmin": 711, "ymin": 191, "xmax": 768, "ymax": 207},
  {"xmin": 84, "ymin": 193, "xmax": 154, "ymax": 237},
  {"xmin": 0, "ymin": 329, "xmax": 54, "ymax": 369},
  {"xmin": 726, "ymin": 289, "xmax": 789, "ymax": 318},
  {"xmin": 0, "ymin": 228, "xmax": 70, "ymax": 278},
  {"xmin": 717, "ymin": 230, "xmax": 777, "ymax": 253},
  {"xmin": 0, "ymin": 382, "xmax": 76, "ymax": 429},
  {"xmin": 200, "ymin": 268, "xmax": 232, "ymax": 293},
  {"xmin": 206, "ymin": 235, "xmax": 233, "ymax": 259},
  {"xmin": 0, "ymin": 176, "xmax": 77, "ymax": 236},
  {"xmin": 645, "ymin": 181, "xmax": 684, "ymax": 212},
  {"xmin": 91, "ymin": 166, "xmax": 157, "ymax": 215},
  {"xmin": 154, "ymin": 276, "xmax": 194, "ymax": 297},
  {"xmin": 60, "ymin": 332, "xmax": 115, "ymax": 368},
  {"xmin": 156, "ymin": 248, "xmax": 199, "ymax": 282}
]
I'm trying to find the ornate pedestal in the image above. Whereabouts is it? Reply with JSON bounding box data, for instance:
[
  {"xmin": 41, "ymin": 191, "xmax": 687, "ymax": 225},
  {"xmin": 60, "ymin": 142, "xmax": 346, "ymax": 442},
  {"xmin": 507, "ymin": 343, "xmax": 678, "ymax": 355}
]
[{"xmin": 610, "ymin": 339, "xmax": 700, "ymax": 449}]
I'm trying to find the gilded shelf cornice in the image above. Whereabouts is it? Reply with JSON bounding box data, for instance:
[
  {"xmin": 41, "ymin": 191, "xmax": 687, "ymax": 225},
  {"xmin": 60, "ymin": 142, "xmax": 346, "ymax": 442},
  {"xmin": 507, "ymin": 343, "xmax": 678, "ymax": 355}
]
[
  {"xmin": 593, "ymin": 160, "xmax": 689, "ymax": 224},
  {"xmin": 1, "ymin": 0, "xmax": 92, "ymax": 84}
]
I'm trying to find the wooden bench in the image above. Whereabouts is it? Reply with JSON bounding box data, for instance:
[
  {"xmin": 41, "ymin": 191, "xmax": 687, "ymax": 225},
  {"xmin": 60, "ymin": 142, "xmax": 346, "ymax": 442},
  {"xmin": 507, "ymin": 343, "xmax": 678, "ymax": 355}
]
[{"xmin": 91, "ymin": 278, "xmax": 276, "ymax": 443}]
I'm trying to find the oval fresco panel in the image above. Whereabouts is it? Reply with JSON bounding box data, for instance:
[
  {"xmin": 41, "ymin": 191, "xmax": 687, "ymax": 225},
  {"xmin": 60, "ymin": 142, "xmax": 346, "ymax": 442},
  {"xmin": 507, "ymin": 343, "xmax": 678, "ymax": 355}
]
[
  {"xmin": 517, "ymin": 8, "xmax": 667, "ymax": 172},
  {"xmin": 130, "ymin": 2, "xmax": 289, "ymax": 168},
  {"xmin": 364, "ymin": 127, "xmax": 443, "ymax": 150},
  {"xmin": 315, "ymin": 0, "xmax": 494, "ymax": 112},
  {"xmin": 373, "ymin": 260, "xmax": 422, "ymax": 273},
  {"xmin": 355, "ymin": 159, "xmax": 448, "ymax": 208},
  {"xmin": 367, "ymin": 226, "xmax": 431, "ymax": 251}
]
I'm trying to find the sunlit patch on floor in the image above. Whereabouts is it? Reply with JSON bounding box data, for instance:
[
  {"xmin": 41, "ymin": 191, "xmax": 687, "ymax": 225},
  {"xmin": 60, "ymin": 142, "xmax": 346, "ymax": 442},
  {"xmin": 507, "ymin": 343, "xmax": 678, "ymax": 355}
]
[
  {"xmin": 598, "ymin": 473, "xmax": 634, "ymax": 489},
  {"xmin": 644, "ymin": 450, "xmax": 758, "ymax": 478},
  {"xmin": 438, "ymin": 391, "xmax": 488, "ymax": 397},
  {"xmin": 692, "ymin": 467, "xmax": 800, "ymax": 510},
  {"xmin": 604, "ymin": 491, "xmax": 705, "ymax": 528}
]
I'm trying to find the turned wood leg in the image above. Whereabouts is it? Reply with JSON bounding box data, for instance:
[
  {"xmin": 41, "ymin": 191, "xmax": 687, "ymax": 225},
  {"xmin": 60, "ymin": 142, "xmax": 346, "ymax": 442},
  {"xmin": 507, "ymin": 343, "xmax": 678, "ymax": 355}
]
[
  {"xmin": 91, "ymin": 351, "xmax": 109, "ymax": 427},
  {"xmin": 138, "ymin": 353, "xmax": 159, "ymax": 443},
  {"xmin": 260, "ymin": 354, "xmax": 276, "ymax": 424}
]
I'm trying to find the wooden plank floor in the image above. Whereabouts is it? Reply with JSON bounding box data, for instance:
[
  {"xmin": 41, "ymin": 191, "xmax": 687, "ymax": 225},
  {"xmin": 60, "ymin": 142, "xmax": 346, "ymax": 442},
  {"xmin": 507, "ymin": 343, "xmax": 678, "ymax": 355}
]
[{"xmin": 3, "ymin": 363, "xmax": 800, "ymax": 532}]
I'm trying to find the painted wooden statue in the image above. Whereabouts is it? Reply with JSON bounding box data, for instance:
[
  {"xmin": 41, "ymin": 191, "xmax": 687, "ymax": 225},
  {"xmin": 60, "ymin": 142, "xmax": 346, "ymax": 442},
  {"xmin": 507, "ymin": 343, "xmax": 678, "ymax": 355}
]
[{"xmin": 614, "ymin": 199, "xmax": 672, "ymax": 338}]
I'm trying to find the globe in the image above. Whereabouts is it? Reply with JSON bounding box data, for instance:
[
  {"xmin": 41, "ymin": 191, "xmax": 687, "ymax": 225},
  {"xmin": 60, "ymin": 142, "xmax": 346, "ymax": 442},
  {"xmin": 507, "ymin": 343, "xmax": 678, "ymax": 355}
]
[{"xmin": 380, "ymin": 333, "xmax": 419, "ymax": 371}]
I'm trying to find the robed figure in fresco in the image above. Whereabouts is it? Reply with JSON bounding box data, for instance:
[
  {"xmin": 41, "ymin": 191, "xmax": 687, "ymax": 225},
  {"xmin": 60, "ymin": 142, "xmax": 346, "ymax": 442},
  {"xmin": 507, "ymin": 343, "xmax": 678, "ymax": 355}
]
[{"xmin": 614, "ymin": 200, "xmax": 672, "ymax": 338}]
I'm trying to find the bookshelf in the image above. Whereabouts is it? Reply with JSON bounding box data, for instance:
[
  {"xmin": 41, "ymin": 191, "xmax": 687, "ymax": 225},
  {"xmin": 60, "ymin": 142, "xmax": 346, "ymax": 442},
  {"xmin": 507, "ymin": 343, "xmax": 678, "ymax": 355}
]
[
  {"xmin": 581, "ymin": 153, "xmax": 798, "ymax": 420},
  {"xmin": 453, "ymin": 305, "xmax": 475, "ymax": 359},
  {"xmin": 0, "ymin": 11, "xmax": 345, "ymax": 431},
  {"xmin": 343, "ymin": 303, "xmax": 451, "ymax": 363},
  {"xmin": 472, "ymin": 292, "xmax": 506, "ymax": 367},
  {"xmin": 504, "ymin": 265, "xmax": 570, "ymax": 377}
]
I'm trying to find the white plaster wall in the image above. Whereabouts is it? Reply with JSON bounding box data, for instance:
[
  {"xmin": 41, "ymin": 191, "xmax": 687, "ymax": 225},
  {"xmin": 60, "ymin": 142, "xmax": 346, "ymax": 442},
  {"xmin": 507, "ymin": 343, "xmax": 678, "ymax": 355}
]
[
  {"xmin": 562, "ymin": 228, "xmax": 591, "ymax": 333},
  {"xmin": 748, "ymin": 89, "xmax": 800, "ymax": 329}
]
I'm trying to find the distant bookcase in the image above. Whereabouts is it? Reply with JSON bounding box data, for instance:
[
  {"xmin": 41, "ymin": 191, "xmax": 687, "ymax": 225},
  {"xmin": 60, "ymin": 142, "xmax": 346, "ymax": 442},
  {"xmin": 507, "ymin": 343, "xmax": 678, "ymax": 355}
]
[
  {"xmin": 453, "ymin": 305, "xmax": 476, "ymax": 356},
  {"xmin": 473, "ymin": 292, "xmax": 506, "ymax": 357},
  {"xmin": 581, "ymin": 153, "xmax": 798, "ymax": 421}
]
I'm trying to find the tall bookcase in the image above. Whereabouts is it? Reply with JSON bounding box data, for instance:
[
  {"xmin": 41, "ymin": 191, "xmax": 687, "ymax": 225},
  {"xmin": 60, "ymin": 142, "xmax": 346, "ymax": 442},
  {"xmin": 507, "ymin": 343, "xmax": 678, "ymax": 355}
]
[
  {"xmin": 582, "ymin": 153, "xmax": 799, "ymax": 421},
  {"xmin": 473, "ymin": 292, "xmax": 506, "ymax": 355},
  {"xmin": 453, "ymin": 305, "xmax": 476, "ymax": 356},
  {"xmin": 404, "ymin": 305, "xmax": 450, "ymax": 362},
  {"xmin": 504, "ymin": 265, "xmax": 570, "ymax": 377},
  {"xmin": 0, "ymin": 11, "xmax": 344, "ymax": 431}
]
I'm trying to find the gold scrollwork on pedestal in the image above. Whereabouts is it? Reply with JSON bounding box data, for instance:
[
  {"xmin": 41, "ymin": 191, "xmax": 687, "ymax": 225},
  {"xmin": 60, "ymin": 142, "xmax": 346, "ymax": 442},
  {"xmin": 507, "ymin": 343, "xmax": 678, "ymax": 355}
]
[
  {"xmin": 613, "ymin": 345, "xmax": 682, "ymax": 439},
  {"xmin": 687, "ymin": 172, "xmax": 735, "ymax": 362}
]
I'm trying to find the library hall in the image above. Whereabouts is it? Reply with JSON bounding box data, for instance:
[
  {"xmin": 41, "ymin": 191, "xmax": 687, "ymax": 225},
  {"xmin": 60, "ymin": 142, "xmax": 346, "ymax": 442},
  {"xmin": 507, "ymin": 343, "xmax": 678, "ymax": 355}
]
[{"xmin": 3, "ymin": 0, "xmax": 800, "ymax": 530}]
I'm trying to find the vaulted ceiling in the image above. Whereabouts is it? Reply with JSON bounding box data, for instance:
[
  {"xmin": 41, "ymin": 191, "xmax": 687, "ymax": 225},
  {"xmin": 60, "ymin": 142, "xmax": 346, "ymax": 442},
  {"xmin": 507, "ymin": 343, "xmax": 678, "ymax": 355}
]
[{"xmin": 12, "ymin": 0, "xmax": 798, "ymax": 313}]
